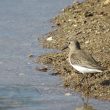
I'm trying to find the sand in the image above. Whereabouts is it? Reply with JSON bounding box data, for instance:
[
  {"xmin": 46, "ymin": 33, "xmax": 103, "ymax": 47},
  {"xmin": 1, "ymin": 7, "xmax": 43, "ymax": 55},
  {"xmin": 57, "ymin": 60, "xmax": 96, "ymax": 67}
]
[{"xmin": 37, "ymin": 0, "xmax": 110, "ymax": 100}]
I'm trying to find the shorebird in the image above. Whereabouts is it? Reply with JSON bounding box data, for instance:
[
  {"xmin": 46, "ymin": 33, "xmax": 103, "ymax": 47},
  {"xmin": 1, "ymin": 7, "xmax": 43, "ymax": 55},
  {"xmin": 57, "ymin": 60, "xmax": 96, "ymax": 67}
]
[
  {"xmin": 62, "ymin": 38, "xmax": 104, "ymax": 84},
  {"xmin": 67, "ymin": 39, "xmax": 103, "ymax": 74}
]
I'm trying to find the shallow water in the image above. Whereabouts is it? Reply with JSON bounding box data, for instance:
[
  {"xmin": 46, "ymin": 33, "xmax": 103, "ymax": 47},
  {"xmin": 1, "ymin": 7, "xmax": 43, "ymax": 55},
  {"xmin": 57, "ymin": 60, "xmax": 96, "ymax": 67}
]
[{"xmin": 0, "ymin": 0, "xmax": 109, "ymax": 110}]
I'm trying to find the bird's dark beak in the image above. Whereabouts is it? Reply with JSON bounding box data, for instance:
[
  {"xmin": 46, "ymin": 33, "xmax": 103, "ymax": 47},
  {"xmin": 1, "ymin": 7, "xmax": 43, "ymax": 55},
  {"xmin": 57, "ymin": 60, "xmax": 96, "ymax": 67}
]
[{"xmin": 62, "ymin": 44, "xmax": 68, "ymax": 51}]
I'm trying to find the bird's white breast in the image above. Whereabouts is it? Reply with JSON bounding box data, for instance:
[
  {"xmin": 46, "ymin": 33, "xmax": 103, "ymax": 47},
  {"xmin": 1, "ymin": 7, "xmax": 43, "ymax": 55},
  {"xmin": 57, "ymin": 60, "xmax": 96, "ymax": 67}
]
[
  {"xmin": 72, "ymin": 64, "xmax": 102, "ymax": 73},
  {"xmin": 68, "ymin": 58, "xmax": 102, "ymax": 73}
]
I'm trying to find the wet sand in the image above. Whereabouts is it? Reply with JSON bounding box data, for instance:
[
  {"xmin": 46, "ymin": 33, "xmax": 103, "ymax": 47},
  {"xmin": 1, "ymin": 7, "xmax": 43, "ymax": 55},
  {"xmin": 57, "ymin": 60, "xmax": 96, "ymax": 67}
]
[{"xmin": 38, "ymin": 0, "xmax": 110, "ymax": 100}]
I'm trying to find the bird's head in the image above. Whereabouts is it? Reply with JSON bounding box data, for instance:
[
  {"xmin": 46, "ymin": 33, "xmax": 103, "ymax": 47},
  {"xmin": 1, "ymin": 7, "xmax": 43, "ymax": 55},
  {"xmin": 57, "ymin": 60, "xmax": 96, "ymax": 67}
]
[{"xmin": 69, "ymin": 39, "xmax": 81, "ymax": 52}]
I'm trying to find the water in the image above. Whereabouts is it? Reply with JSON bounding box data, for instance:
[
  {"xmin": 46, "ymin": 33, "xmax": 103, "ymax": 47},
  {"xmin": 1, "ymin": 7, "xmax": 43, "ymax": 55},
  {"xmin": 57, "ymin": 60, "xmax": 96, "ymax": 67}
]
[{"xmin": 0, "ymin": 0, "xmax": 109, "ymax": 110}]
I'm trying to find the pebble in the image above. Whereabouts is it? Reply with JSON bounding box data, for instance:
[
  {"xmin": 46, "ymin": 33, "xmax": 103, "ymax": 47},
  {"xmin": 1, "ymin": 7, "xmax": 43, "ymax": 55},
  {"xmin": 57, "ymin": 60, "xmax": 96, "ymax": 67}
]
[
  {"xmin": 104, "ymin": 0, "xmax": 110, "ymax": 5},
  {"xmin": 47, "ymin": 37, "xmax": 53, "ymax": 41},
  {"xmin": 36, "ymin": 66, "xmax": 48, "ymax": 72},
  {"xmin": 65, "ymin": 92, "xmax": 72, "ymax": 96},
  {"xmin": 74, "ymin": 24, "xmax": 77, "ymax": 27},
  {"xmin": 28, "ymin": 54, "xmax": 35, "ymax": 58},
  {"xmin": 85, "ymin": 40, "xmax": 89, "ymax": 44},
  {"xmin": 68, "ymin": 19, "xmax": 72, "ymax": 22}
]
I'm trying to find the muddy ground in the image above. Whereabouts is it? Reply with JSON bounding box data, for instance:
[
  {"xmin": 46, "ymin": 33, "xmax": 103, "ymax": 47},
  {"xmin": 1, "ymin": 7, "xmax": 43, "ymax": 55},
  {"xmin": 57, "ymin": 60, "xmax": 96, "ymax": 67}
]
[{"xmin": 37, "ymin": 0, "xmax": 110, "ymax": 100}]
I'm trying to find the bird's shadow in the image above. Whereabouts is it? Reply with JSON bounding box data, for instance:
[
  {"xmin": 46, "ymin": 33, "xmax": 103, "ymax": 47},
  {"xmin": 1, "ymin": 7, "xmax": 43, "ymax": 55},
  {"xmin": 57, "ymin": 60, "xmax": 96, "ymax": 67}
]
[{"xmin": 100, "ymin": 80, "xmax": 110, "ymax": 86}]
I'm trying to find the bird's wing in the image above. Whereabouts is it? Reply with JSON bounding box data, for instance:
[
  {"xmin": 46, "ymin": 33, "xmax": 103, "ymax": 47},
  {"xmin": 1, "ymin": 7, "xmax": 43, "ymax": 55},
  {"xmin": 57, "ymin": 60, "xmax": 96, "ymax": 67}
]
[{"xmin": 70, "ymin": 50, "xmax": 102, "ymax": 70}]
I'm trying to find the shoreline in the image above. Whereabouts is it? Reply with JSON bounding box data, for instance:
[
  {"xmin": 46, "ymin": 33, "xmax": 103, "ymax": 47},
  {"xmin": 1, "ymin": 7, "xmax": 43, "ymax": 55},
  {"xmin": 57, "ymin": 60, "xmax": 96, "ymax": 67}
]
[{"xmin": 37, "ymin": 0, "xmax": 110, "ymax": 100}]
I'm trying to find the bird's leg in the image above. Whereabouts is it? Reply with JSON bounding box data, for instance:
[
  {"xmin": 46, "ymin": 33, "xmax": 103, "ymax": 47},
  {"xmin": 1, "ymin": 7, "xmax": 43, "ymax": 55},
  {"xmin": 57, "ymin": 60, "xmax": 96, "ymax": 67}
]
[
  {"xmin": 75, "ymin": 74, "xmax": 85, "ymax": 88},
  {"xmin": 85, "ymin": 74, "xmax": 88, "ymax": 85},
  {"xmin": 85, "ymin": 74, "xmax": 91, "ymax": 99}
]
